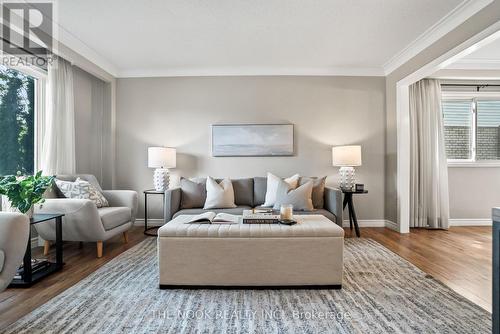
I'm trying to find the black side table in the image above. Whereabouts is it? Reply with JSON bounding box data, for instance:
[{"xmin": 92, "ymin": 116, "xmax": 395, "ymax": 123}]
[
  {"xmin": 144, "ymin": 189, "xmax": 165, "ymax": 236},
  {"xmin": 342, "ymin": 190, "xmax": 368, "ymax": 237},
  {"xmin": 9, "ymin": 213, "xmax": 65, "ymax": 288}
]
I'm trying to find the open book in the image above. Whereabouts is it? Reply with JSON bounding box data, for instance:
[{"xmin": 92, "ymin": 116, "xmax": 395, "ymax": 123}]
[{"xmin": 184, "ymin": 212, "xmax": 241, "ymax": 224}]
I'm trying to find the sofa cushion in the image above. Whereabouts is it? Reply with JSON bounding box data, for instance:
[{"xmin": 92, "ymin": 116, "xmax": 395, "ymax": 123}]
[
  {"xmin": 253, "ymin": 177, "xmax": 267, "ymax": 206},
  {"xmin": 98, "ymin": 207, "xmax": 131, "ymax": 231},
  {"xmin": 263, "ymin": 173, "xmax": 299, "ymax": 207},
  {"xmin": 299, "ymin": 176, "xmax": 327, "ymax": 209},
  {"xmin": 273, "ymin": 180, "xmax": 314, "ymax": 211},
  {"xmin": 204, "ymin": 177, "xmax": 237, "ymax": 209},
  {"xmin": 180, "ymin": 178, "xmax": 207, "ymax": 209},
  {"xmin": 181, "ymin": 177, "xmax": 254, "ymax": 208},
  {"xmin": 173, "ymin": 206, "xmax": 252, "ymax": 218},
  {"xmin": 223, "ymin": 178, "xmax": 253, "ymax": 207}
]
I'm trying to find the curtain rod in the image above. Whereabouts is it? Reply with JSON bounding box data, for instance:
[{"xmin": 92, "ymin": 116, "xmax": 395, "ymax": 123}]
[{"xmin": 441, "ymin": 84, "xmax": 500, "ymax": 92}]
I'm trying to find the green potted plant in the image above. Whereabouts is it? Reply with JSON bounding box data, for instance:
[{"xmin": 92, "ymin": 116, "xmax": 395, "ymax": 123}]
[{"xmin": 0, "ymin": 171, "xmax": 55, "ymax": 218}]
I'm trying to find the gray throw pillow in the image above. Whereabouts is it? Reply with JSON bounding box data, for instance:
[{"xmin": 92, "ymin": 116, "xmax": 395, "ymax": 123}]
[
  {"xmin": 180, "ymin": 177, "xmax": 207, "ymax": 209},
  {"xmin": 299, "ymin": 176, "xmax": 327, "ymax": 209},
  {"xmin": 273, "ymin": 180, "xmax": 314, "ymax": 211}
]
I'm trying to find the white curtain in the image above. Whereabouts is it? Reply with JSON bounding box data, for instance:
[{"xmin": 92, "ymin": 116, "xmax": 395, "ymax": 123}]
[
  {"xmin": 409, "ymin": 79, "xmax": 450, "ymax": 229},
  {"xmin": 41, "ymin": 56, "xmax": 75, "ymax": 175}
]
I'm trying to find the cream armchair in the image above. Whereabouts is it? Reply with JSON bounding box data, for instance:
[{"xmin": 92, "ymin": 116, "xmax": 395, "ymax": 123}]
[
  {"xmin": 0, "ymin": 212, "xmax": 29, "ymax": 292},
  {"xmin": 35, "ymin": 175, "xmax": 138, "ymax": 258}
]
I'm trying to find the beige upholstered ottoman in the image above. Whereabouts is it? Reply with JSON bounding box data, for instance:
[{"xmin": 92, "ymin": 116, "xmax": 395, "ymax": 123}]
[{"xmin": 157, "ymin": 214, "xmax": 344, "ymax": 289}]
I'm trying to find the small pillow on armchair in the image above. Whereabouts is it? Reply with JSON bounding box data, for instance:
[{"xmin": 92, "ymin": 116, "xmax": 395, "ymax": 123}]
[
  {"xmin": 203, "ymin": 177, "xmax": 237, "ymax": 209},
  {"xmin": 55, "ymin": 178, "xmax": 109, "ymax": 208},
  {"xmin": 273, "ymin": 180, "xmax": 314, "ymax": 211}
]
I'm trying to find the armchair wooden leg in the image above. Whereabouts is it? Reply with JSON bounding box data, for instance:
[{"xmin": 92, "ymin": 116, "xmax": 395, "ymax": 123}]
[
  {"xmin": 123, "ymin": 231, "xmax": 129, "ymax": 244},
  {"xmin": 43, "ymin": 240, "xmax": 50, "ymax": 256},
  {"xmin": 97, "ymin": 241, "xmax": 103, "ymax": 258}
]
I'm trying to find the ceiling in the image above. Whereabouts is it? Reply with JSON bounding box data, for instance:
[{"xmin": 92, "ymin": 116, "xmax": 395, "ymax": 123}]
[{"xmin": 51, "ymin": 0, "xmax": 486, "ymax": 77}]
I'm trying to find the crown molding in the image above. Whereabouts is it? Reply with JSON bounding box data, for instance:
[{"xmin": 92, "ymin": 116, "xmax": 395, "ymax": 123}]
[
  {"xmin": 383, "ymin": 0, "xmax": 493, "ymax": 75},
  {"xmin": 118, "ymin": 66, "xmax": 385, "ymax": 78},
  {"xmin": 56, "ymin": 27, "xmax": 119, "ymax": 78},
  {"xmin": 8, "ymin": 1, "xmax": 119, "ymax": 78}
]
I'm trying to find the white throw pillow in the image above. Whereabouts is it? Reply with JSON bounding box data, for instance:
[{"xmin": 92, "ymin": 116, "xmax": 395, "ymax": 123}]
[
  {"xmin": 76, "ymin": 178, "xmax": 109, "ymax": 208},
  {"xmin": 262, "ymin": 172, "xmax": 300, "ymax": 207},
  {"xmin": 203, "ymin": 177, "xmax": 237, "ymax": 209},
  {"xmin": 55, "ymin": 178, "xmax": 109, "ymax": 208},
  {"xmin": 273, "ymin": 180, "xmax": 314, "ymax": 211}
]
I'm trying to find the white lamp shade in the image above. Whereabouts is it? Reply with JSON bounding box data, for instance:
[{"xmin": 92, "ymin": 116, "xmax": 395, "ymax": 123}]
[
  {"xmin": 148, "ymin": 147, "xmax": 176, "ymax": 168},
  {"xmin": 332, "ymin": 145, "xmax": 362, "ymax": 167}
]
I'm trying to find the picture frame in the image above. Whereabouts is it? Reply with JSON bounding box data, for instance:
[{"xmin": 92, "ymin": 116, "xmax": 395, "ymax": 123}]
[{"xmin": 211, "ymin": 124, "xmax": 294, "ymax": 157}]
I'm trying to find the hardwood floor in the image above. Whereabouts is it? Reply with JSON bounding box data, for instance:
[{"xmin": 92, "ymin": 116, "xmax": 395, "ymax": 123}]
[
  {"xmin": 349, "ymin": 226, "xmax": 492, "ymax": 312},
  {"xmin": 0, "ymin": 226, "xmax": 148, "ymax": 330},
  {"xmin": 0, "ymin": 225, "xmax": 492, "ymax": 330}
]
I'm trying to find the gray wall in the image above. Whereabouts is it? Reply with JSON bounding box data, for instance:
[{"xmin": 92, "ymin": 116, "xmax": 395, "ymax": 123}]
[
  {"xmin": 73, "ymin": 66, "xmax": 114, "ymax": 189},
  {"xmin": 116, "ymin": 76, "xmax": 386, "ymax": 220},
  {"xmin": 449, "ymin": 168, "xmax": 500, "ymax": 219}
]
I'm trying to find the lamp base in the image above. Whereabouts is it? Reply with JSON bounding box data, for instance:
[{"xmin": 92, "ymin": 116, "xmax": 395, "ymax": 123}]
[
  {"xmin": 153, "ymin": 168, "xmax": 170, "ymax": 191},
  {"xmin": 339, "ymin": 167, "xmax": 356, "ymax": 191}
]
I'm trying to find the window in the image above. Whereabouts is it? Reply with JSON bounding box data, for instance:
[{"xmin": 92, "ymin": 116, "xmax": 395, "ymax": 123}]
[
  {"xmin": 477, "ymin": 100, "xmax": 500, "ymax": 160},
  {"xmin": 442, "ymin": 97, "xmax": 500, "ymax": 162},
  {"xmin": 0, "ymin": 65, "xmax": 36, "ymax": 175}
]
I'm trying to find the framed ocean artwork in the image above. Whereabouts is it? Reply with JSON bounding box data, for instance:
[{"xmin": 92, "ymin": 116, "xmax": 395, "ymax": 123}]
[{"xmin": 211, "ymin": 124, "xmax": 294, "ymax": 157}]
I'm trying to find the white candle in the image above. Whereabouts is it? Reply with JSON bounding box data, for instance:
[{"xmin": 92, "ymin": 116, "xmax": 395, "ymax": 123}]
[{"xmin": 280, "ymin": 204, "xmax": 293, "ymax": 220}]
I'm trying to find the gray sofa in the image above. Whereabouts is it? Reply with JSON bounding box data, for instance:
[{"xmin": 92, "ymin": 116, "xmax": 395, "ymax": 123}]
[{"xmin": 164, "ymin": 177, "xmax": 343, "ymax": 226}]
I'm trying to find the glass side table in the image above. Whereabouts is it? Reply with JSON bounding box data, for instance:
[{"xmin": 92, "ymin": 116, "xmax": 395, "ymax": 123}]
[
  {"xmin": 9, "ymin": 213, "xmax": 65, "ymax": 287},
  {"xmin": 143, "ymin": 189, "xmax": 165, "ymax": 236}
]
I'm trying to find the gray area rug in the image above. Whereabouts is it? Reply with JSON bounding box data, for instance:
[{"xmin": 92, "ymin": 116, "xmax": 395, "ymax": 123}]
[{"xmin": 3, "ymin": 238, "xmax": 490, "ymax": 333}]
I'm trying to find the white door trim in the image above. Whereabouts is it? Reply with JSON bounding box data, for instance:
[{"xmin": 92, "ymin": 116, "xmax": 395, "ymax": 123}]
[{"xmin": 396, "ymin": 21, "xmax": 500, "ymax": 233}]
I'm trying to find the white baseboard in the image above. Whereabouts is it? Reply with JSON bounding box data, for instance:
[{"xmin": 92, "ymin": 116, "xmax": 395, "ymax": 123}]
[
  {"xmin": 384, "ymin": 220, "xmax": 400, "ymax": 232},
  {"xmin": 449, "ymin": 218, "xmax": 492, "ymax": 226},
  {"xmin": 342, "ymin": 219, "xmax": 387, "ymax": 228}
]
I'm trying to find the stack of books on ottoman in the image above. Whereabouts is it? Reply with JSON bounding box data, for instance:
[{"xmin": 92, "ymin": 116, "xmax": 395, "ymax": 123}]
[
  {"xmin": 182, "ymin": 209, "xmax": 280, "ymax": 224},
  {"xmin": 242, "ymin": 209, "xmax": 279, "ymax": 224}
]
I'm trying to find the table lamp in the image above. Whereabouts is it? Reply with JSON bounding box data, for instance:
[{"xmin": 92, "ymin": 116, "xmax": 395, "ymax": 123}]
[
  {"xmin": 148, "ymin": 147, "xmax": 176, "ymax": 191},
  {"xmin": 332, "ymin": 145, "xmax": 362, "ymax": 191}
]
